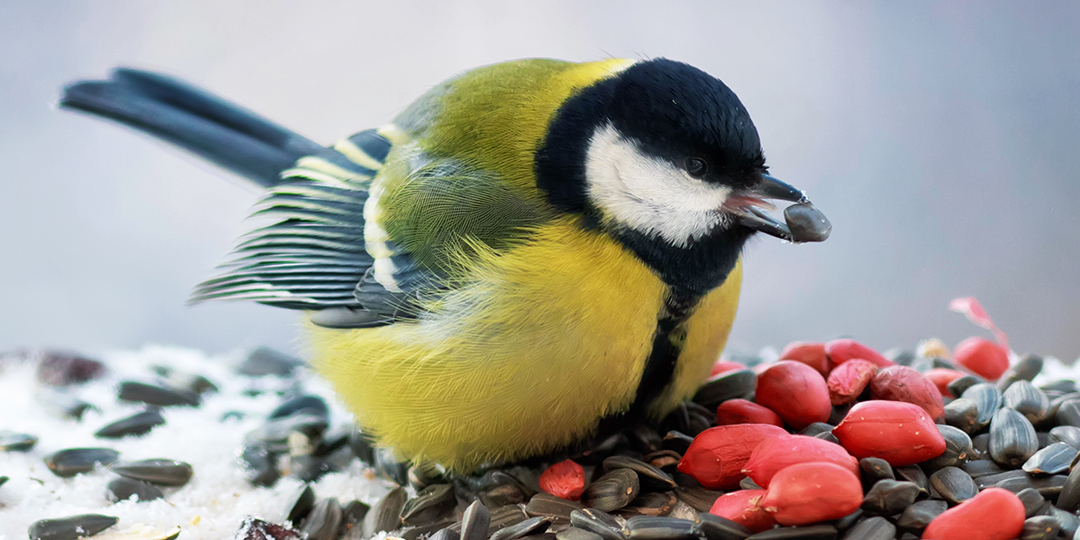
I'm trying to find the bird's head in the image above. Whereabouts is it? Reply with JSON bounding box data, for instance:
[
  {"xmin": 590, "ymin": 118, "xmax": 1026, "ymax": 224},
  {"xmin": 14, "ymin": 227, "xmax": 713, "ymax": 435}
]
[{"xmin": 537, "ymin": 58, "xmax": 829, "ymax": 261}]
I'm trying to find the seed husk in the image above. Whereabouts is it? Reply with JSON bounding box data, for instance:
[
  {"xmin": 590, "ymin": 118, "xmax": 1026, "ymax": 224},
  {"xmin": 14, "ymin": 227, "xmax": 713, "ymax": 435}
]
[
  {"xmin": 691, "ymin": 513, "xmax": 751, "ymax": 540},
  {"xmin": 45, "ymin": 448, "xmax": 120, "ymax": 478},
  {"xmin": 527, "ymin": 493, "xmax": 586, "ymax": 520},
  {"xmin": 491, "ymin": 517, "xmax": 553, "ymax": 540},
  {"xmin": 629, "ymin": 492, "xmax": 678, "ymax": 516},
  {"xmin": 1022, "ymin": 442, "xmax": 1078, "ymax": 475},
  {"xmin": 895, "ymin": 499, "xmax": 947, "ymax": 533},
  {"xmin": 300, "ymin": 497, "xmax": 343, "ymax": 540},
  {"xmin": 989, "ymin": 408, "xmax": 1039, "ymax": 468},
  {"xmin": 928, "ymin": 467, "xmax": 977, "ymax": 505},
  {"xmin": 861, "ymin": 479, "xmax": 919, "ymax": 515},
  {"xmin": 926, "ymin": 425, "xmax": 974, "ymax": 470},
  {"xmin": 401, "ymin": 483, "xmax": 456, "ymax": 526},
  {"xmin": 840, "ymin": 516, "xmax": 894, "ymax": 540},
  {"xmin": 583, "ymin": 469, "xmax": 640, "ymax": 512},
  {"xmin": 570, "ymin": 509, "xmax": 624, "ymax": 540},
  {"xmin": 624, "ymin": 516, "xmax": 696, "ymax": 540},
  {"xmin": 858, "ymin": 458, "xmax": 894, "ymax": 487},
  {"xmin": 557, "ymin": 528, "xmax": 605, "ymax": 540},
  {"xmin": 106, "ymin": 477, "xmax": 164, "ymax": 502},
  {"xmin": 961, "ymin": 383, "xmax": 1001, "ymax": 428},
  {"xmin": 943, "ymin": 398, "xmax": 980, "ymax": 435},
  {"xmin": 603, "ymin": 456, "xmax": 676, "ymax": 491},
  {"xmin": 1003, "ymin": 381, "xmax": 1051, "ymax": 424},
  {"xmin": 94, "ymin": 409, "xmax": 166, "ymax": 439},
  {"xmin": 28, "ymin": 514, "xmax": 119, "ymax": 540},
  {"xmin": 674, "ymin": 487, "xmax": 722, "ymax": 513},
  {"xmin": 461, "ymin": 501, "xmax": 492, "ymax": 540},
  {"xmin": 742, "ymin": 524, "xmax": 837, "ymax": 539},
  {"xmin": 110, "ymin": 459, "xmax": 193, "ymax": 487},
  {"xmin": 363, "ymin": 486, "xmax": 406, "ymax": 536},
  {"xmin": 1020, "ymin": 515, "xmax": 1060, "ymax": 540},
  {"xmin": 692, "ymin": 370, "xmax": 756, "ymax": 409}
]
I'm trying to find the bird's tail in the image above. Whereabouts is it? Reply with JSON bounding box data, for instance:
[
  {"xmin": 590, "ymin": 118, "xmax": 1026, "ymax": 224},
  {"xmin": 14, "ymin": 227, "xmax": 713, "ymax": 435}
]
[{"xmin": 59, "ymin": 68, "xmax": 323, "ymax": 187}]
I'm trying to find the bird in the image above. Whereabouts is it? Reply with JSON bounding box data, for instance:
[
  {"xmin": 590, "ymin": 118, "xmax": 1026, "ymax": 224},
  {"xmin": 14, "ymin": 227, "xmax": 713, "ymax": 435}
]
[{"xmin": 60, "ymin": 58, "xmax": 830, "ymax": 472}]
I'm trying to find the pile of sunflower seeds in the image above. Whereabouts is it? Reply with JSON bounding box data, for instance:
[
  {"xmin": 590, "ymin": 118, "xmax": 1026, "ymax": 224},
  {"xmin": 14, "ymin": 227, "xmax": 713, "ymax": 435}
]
[{"xmin": 9, "ymin": 347, "xmax": 1080, "ymax": 540}]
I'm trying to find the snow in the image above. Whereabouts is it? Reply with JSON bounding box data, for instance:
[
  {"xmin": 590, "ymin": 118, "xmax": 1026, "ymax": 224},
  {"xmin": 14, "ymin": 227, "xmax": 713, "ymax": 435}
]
[{"xmin": 0, "ymin": 346, "xmax": 394, "ymax": 540}]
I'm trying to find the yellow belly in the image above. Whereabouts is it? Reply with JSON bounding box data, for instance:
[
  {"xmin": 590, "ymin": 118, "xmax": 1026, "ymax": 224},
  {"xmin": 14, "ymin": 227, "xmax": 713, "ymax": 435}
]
[{"xmin": 306, "ymin": 217, "xmax": 742, "ymax": 471}]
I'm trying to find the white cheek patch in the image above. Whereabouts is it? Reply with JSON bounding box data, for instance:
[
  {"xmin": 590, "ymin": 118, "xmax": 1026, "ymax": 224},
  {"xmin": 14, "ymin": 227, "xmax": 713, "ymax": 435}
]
[{"xmin": 585, "ymin": 124, "xmax": 732, "ymax": 247}]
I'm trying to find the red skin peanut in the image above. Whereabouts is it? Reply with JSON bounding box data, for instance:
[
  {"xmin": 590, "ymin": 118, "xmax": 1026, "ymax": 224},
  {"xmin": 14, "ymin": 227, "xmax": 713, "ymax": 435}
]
[
  {"xmin": 924, "ymin": 368, "xmax": 966, "ymax": 398},
  {"xmin": 716, "ymin": 399, "xmax": 784, "ymax": 427},
  {"xmin": 756, "ymin": 361, "xmax": 831, "ymax": 430},
  {"xmin": 870, "ymin": 365, "xmax": 946, "ymax": 420},
  {"xmin": 827, "ymin": 359, "xmax": 879, "ymax": 405},
  {"xmin": 833, "ymin": 400, "xmax": 947, "ymax": 466},
  {"xmin": 922, "ymin": 487, "xmax": 1025, "ymax": 540},
  {"xmin": 708, "ymin": 489, "xmax": 776, "ymax": 533},
  {"xmin": 538, "ymin": 459, "xmax": 585, "ymax": 500},
  {"xmin": 778, "ymin": 341, "xmax": 829, "ymax": 376},
  {"xmin": 760, "ymin": 462, "xmax": 864, "ymax": 526},
  {"xmin": 742, "ymin": 434, "xmax": 860, "ymax": 487},
  {"xmin": 953, "ymin": 337, "xmax": 1010, "ymax": 381},
  {"xmin": 710, "ymin": 360, "xmax": 748, "ymax": 377},
  {"xmin": 677, "ymin": 424, "xmax": 788, "ymax": 490},
  {"xmin": 825, "ymin": 339, "xmax": 894, "ymax": 369}
]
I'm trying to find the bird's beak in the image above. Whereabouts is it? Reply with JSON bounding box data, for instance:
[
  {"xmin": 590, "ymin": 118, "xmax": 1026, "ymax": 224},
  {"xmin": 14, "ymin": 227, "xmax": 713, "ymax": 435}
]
[{"xmin": 723, "ymin": 174, "xmax": 831, "ymax": 243}]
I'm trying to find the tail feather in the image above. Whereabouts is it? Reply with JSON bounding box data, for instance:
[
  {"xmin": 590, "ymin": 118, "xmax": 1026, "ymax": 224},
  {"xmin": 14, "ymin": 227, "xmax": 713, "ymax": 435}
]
[{"xmin": 60, "ymin": 68, "xmax": 322, "ymax": 187}]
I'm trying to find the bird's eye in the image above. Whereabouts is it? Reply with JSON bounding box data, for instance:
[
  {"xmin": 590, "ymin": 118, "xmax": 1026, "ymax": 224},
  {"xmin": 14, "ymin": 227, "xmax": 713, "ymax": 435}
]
[{"xmin": 685, "ymin": 157, "xmax": 708, "ymax": 178}]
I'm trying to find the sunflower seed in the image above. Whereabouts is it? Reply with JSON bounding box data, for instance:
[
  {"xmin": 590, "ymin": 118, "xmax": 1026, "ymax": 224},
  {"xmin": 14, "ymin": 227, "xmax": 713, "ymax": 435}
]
[
  {"xmin": 692, "ymin": 370, "xmax": 755, "ymax": 409},
  {"xmin": 0, "ymin": 476, "xmax": 7, "ymax": 488},
  {"xmin": 990, "ymin": 408, "xmax": 1039, "ymax": 468},
  {"xmin": 943, "ymin": 398, "xmax": 980, "ymax": 435},
  {"xmin": 928, "ymin": 467, "xmax": 977, "ymax": 505},
  {"xmin": 45, "ymin": 448, "xmax": 120, "ymax": 478},
  {"xmin": 238, "ymin": 347, "xmax": 305, "ymax": 376},
  {"xmin": 858, "ymin": 458, "xmax": 894, "ymax": 487},
  {"xmin": 427, "ymin": 528, "xmax": 461, "ymax": 540},
  {"xmin": 37, "ymin": 389, "xmax": 96, "ymax": 420},
  {"xmin": 662, "ymin": 432, "xmax": 694, "ymax": 454},
  {"xmin": 402, "ymin": 484, "xmax": 456, "ymax": 526},
  {"xmin": 527, "ymin": 493, "xmax": 586, "ymax": 520},
  {"xmin": 106, "ymin": 477, "xmax": 163, "ymax": 502},
  {"xmin": 926, "ymin": 425, "xmax": 974, "ymax": 470},
  {"xmin": 1015, "ymin": 488, "xmax": 1049, "ymax": 518},
  {"xmin": 833, "ymin": 510, "xmax": 863, "ymax": 532},
  {"xmin": 1048, "ymin": 426, "xmax": 1080, "ymax": 449},
  {"xmin": 1023, "ymin": 442, "xmax": 1078, "ymax": 475},
  {"xmin": 111, "ymin": 459, "xmax": 192, "ymax": 487},
  {"xmin": 364, "ymin": 486, "xmax": 406, "ymax": 536},
  {"xmin": 400, "ymin": 521, "xmax": 455, "ymax": 540},
  {"xmin": 28, "ymin": 514, "xmax": 119, "ymax": 540},
  {"xmin": 691, "ymin": 513, "xmax": 751, "ymax": 540},
  {"xmin": 896, "ymin": 500, "xmax": 947, "ymax": 533},
  {"xmin": 1020, "ymin": 515, "xmax": 1060, "ymax": 540},
  {"xmin": 960, "ymin": 459, "xmax": 1005, "ymax": 478},
  {"xmin": 603, "ymin": 456, "xmax": 677, "ymax": 491},
  {"xmin": 893, "ymin": 465, "xmax": 929, "ymax": 493},
  {"xmin": 1049, "ymin": 507, "xmax": 1079, "ymax": 536},
  {"xmin": 962, "ymin": 383, "xmax": 1002, "ymax": 428},
  {"xmin": 0, "ymin": 430, "xmax": 37, "ymax": 452},
  {"xmin": 584, "ymin": 469, "xmax": 640, "ymax": 512},
  {"xmin": 153, "ymin": 365, "xmax": 218, "ymax": 395},
  {"xmin": 95, "ymin": 410, "xmax": 166, "ymax": 439},
  {"xmin": 570, "ymin": 509, "xmax": 625, "ymax": 540},
  {"xmin": 1004, "ymin": 381, "xmax": 1051, "ymax": 424},
  {"xmin": 461, "ymin": 501, "xmax": 492, "ymax": 540},
  {"xmin": 998, "ymin": 355, "xmax": 1044, "ymax": 392},
  {"xmin": 948, "ymin": 375, "xmax": 987, "ymax": 398},
  {"xmin": 240, "ymin": 444, "xmax": 279, "ymax": 487},
  {"xmin": 840, "ymin": 516, "xmax": 894, "ymax": 540},
  {"xmin": 993, "ymin": 474, "xmax": 1067, "ymax": 497},
  {"xmin": 1056, "ymin": 463, "xmax": 1080, "ymax": 511},
  {"xmin": 557, "ymin": 528, "xmax": 604, "ymax": 540},
  {"xmin": 118, "ymin": 381, "xmax": 199, "ymax": 407},
  {"xmin": 1056, "ymin": 400, "xmax": 1080, "ymax": 428},
  {"xmin": 624, "ymin": 516, "xmax": 697, "ymax": 540},
  {"xmin": 861, "ymin": 479, "xmax": 919, "ymax": 515},
  {"xmin": 973, "ymin": 469, "xmax": 1028, "ymax": 489},
  {"xmin": 286, "ymin": 485, "xmax": 317, "ymax": 525},
  {"xmin": 800, "ymin": 423, "xmax": 834, "ymax": 439},
  {"xmin": 739, "ymin": 477, "xmax": 763, "ymax": 491},
  {"xmin": 743, "ymin": 524, "xmax": 837, "ymax": 539},
  {"xmin": 490, "ymin": 517, "xmax": 553, "ymax": 540},
  {"xmin": 972, "ymin": 433, "xmax": 990, "ymax": 459},
  {"xmin": 1041, "ymin": 380, "xmax": 1079, "ymax": 394},
  {"xmin": 300, "ymin": 497, "xmax": 343, "ymax": 540}
]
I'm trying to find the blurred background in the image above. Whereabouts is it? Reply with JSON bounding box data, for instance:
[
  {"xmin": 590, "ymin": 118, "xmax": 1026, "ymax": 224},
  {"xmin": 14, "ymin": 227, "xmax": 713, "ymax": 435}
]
[{"xmin": 1, "ymin": 2, "xmax": 1078, "ymax": 360}]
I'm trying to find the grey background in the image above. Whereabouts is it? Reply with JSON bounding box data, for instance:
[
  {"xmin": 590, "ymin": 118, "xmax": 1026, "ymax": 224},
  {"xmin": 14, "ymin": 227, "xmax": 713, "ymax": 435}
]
[{"xmin": 1, "ymin": 2, "xmax": 1078, "ymax": 360}]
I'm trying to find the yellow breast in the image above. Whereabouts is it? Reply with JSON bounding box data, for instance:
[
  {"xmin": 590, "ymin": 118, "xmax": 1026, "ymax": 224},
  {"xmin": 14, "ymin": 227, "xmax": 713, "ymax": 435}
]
[{"xmin": 306, "ymin": 217, "xmax": 742, "ymax": 471}]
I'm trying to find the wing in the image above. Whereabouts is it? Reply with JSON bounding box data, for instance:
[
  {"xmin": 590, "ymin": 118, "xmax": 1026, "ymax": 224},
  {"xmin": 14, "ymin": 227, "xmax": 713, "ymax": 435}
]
[{"xmin": 191, "ymin": 126, "xmax": 552, "ymax": 328}]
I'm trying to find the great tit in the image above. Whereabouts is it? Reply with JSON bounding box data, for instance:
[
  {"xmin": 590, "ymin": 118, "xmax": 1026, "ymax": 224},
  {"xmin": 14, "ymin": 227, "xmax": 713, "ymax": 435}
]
[{"xmin": 60, "ymin": 58, "xmax": 830, "ymax": 471}]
